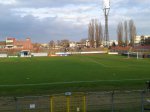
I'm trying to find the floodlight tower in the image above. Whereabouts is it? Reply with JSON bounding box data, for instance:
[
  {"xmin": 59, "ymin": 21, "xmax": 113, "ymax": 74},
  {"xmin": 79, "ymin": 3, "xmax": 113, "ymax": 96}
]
[{"xmin": 103, "ymin": 0, "xmax": 110, "ymax": 47}]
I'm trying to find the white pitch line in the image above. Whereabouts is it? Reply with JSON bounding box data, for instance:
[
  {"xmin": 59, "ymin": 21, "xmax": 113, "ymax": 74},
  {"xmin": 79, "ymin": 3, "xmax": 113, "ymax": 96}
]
[
  {"xmin": 85, "ymin": 58, "xmax": 109, "ymax": 67},
  {"xmin": 0, "ymin": 78, "xmax": 149, "ymax": 87}
]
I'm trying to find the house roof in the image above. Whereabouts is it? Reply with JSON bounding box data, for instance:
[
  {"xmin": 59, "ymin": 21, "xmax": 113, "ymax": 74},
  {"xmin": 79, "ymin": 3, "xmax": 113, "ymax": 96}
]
[{"xmin": 0, "ymin": 41, "xmax": 6, "ymax": 46}]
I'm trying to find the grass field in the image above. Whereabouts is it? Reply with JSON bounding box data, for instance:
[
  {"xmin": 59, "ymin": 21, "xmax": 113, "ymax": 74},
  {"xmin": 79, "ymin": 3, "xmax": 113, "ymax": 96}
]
[{"xmin": 0, "ymin": 54, "xmax": 150, "ymax": 96}]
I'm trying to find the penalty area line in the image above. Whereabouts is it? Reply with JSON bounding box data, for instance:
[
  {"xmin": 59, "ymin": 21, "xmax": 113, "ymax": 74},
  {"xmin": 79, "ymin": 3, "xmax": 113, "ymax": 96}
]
[{"xmin": 0, "ymin": 78, "xmax": 149, "ymax": 87}]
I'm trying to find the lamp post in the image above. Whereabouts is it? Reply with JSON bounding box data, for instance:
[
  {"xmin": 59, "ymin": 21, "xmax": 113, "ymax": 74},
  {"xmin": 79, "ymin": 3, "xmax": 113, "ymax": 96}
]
[{"xmin": 103, "ymin": 0, "xmax": 110, "ymax": 47}]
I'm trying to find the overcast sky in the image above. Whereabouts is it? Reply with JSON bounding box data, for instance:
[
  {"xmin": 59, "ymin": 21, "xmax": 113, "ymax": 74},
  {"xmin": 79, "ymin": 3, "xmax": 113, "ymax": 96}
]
[{"xmin": 0, "ymin": 0, "xmax": 149, "ymax": 43}]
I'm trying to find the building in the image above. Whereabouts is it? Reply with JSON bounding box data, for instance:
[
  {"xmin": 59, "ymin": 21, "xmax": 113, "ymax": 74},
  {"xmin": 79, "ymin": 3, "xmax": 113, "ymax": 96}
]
[
  {"xmin": 5, "ymin": 37, "xmax": 33, "ymax": 50},
  {"xmin": 41, "ymin": 43, "xmax": 49, "ymax": 48},
  {"xmin": 109, "ymin": 40, "xmax": 118, "ymax": 46},
  {"xmin": 102, "ymin": 40, "xmax": 118, "ymax": 47},
  {"xmin": 0, "ymin": 41, "xmax": 6, "ymax": 49},
  {"xmin": 135, "ymin": 36, "xmax": 141, "ymax": 44},
  {"xmin": 145, "ymin": 35, "xmax": 150, "ymax": 39},
  {"xmin": 5, "ymin": 38, "xmax": 15, "ymax": 48},
  {"xmin": 85, "ymin": 40, "xmax": 90, "ymax": 47},
  {"xmin": 69, "ymin": 42, "xmax": 76, "ymax": 48},
  {"xmin": 135, "ymin": 35, "xmax": 150, "ymax": 45}
]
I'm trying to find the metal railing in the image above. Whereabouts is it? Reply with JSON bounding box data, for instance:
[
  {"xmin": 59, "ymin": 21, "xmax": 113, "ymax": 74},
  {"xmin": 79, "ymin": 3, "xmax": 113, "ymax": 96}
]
[{"xmin": 0, "ymin": 90, "xmax": 150, "ymax": 112}]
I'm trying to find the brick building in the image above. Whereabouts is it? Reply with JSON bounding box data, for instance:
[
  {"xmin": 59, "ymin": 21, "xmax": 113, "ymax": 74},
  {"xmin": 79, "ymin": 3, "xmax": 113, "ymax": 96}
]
[
  {"xmin": 0, "ymin": 41, "xmax": 6, "ymax": 49},
  {"xmin": 5, "ymin": 37, "xmax": 33, "ymax": 50}
]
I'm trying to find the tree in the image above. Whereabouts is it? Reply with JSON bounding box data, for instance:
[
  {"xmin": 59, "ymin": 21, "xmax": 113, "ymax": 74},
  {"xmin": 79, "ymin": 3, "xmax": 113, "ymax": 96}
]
[
  {"xmin": 88, "ymin": 19, "xmax": 95, "ymax": 47},
  {"xmin": 140, "ymin": 35, "xmax": 145, "ymax": 45},
  {"xmin": 124, "ymin": 21, "xmax": 128, "ymax": 46},
  {"xmin": 142, "ymin": 36, "xmax": 150, "ymax": 45},
  {"xmin": 112, "ymin": 42, "xmax": 116, "ymax": 47},
  {"xmin": 49, "ymin": 40, "xmax": 55, "ymax": 48},
  {"xmin": 95, "ymin": 20, "xmax": 103, "ymax": 48},
  {"xmin": 129, "ymin": 19, "xmax": 136, "ymax": 46},
  {"xmin": 80, "ymin": 38, "xmax": 87, "ymax": 45},
  {"xmin": 145, "ymin": 37, "xmax": 150, "ymax": 45},
  {"xmin": 88, "ymin": 19, "xmax": 103, "ymax": 48},
  {"xmin": 99, "ymin": 23, "xmax": 103, "ymax": 46},
  {"xmin": 56, "ymin": 40, "xmax": 61, "ymax": 46},
  {"xmin": 95, "ymin": 20, "xmax": 100, "ymax": 48},
  {"xmin": 60, "ymin": 39, "xmax": 69, "ymax": 48},
  {"xmin": 117, "ymin": 22, "xmax": 123, "ymax": 46},
  {"xmin": 140, "ymin": 36, "xmax": 150, "ymax": 45}
]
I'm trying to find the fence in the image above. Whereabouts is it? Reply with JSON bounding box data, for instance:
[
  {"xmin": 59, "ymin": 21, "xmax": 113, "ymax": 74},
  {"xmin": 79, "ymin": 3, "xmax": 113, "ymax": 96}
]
[{"xmin": 0, "ymin": 91, "xmax": 150, "ymax": 112}]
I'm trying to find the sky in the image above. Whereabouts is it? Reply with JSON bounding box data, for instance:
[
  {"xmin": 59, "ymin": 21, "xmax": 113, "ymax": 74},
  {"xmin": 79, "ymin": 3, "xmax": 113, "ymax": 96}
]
[{"xmin": 0, "ymin": 0, "xmax": 149, "ymax": 43}]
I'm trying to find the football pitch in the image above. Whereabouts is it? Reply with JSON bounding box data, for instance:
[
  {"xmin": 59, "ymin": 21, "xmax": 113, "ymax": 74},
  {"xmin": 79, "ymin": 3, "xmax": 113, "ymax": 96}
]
[{"xmin": 0, "ymin": 54, "xmax": 150, "ymax": 96}]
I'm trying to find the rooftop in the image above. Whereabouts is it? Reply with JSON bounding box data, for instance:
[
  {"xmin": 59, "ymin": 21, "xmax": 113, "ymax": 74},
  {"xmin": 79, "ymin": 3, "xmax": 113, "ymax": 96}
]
[{"xmin": 0, "ymin": 41, "xmax": 6, "ymax": 46}]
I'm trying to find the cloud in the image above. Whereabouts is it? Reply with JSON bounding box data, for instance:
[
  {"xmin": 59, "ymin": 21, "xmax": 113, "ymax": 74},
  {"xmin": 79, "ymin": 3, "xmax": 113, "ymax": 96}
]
[
  {"xmin": 0, "ymin": 0, "xmax": 149, "ymax": 42},
  {"xmin": 14, "ymin": 0, "xmax": 99, "ymax": 8},
  {"xmin": 0, "ymin": 6, "xmax": 88, "ymax": 42},
  {"xmin": 12, "ymin": 4, "xmax": 98, "ymax": 25},
  {"xmin": 0, "ymin": 0, "xmax": 17, "ymax": 5}
]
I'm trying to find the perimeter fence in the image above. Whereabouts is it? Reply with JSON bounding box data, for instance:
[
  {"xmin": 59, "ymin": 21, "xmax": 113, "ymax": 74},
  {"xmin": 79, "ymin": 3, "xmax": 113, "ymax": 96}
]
[{"xmin": 0, "ymin": 90, "xmax": 150, "ymax": 112}]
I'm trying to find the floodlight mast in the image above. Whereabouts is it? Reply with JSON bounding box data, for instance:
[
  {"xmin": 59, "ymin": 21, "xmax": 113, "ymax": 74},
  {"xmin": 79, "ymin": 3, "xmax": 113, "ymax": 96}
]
[{"xmin": 103, "ymin": 0, "xmax": 110, "ymax": 47}]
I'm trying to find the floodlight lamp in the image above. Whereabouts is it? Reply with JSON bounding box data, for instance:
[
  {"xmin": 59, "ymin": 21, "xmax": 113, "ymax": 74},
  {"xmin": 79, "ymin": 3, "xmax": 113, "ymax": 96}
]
[
  {"xmin": 103, "ymin": 0, "xmax": 110, "ymax": 9},
  {"xmin": 103, "ymin": 0, "xmax": 110, "ymax": 15},
  {"xmin": 104, "ymin": 8, "xmax": 109, "ymax": 15}
]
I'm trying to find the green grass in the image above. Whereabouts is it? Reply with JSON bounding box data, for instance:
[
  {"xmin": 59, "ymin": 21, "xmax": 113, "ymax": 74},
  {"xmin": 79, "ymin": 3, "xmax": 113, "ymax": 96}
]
[{"xmin": 0, "ymin": 54, "xmax": 150, "ymax": 96}]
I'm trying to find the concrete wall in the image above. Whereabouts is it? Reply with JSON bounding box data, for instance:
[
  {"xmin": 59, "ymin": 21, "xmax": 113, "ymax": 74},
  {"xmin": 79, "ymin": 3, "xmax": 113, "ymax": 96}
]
[
  {"xmin": 0, "ymin": 54, "xmax": 7, "ymax": 58},
  {"xmin": 31, "ymin": 53, "xmax": 48, "ymax": 57},
  {"xmin": 56, "ymin": 51, "xmax": 107, "ymax": 56}
]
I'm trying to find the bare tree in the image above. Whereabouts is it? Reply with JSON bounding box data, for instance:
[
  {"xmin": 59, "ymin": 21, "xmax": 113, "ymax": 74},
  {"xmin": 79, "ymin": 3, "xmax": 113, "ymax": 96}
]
[
  {"xmin": 80, "ymin": 38, "xmax": 87, "ymax": 45},
  {"xmin": 117, "ymin": 22, "xmax": 124, "ymax": 46},
  {"xmin": 88, "ymin": 19, "xmax": 103, "ymax": 48},
  {"xmin": 49, "ymin": 40, "xmax": 55, "ymax": 48},
  {"xmin": 95, "ymin": 20, "xmax": 100, "ymax": 48},
  {"xmin": 60, "ymin": 39, "xmax": 69, "ymax": 48},
  {"xmin": 129, "ymin": 19, "xmax": 136, "ymax": 46},
  {"xmin": 56, "ymin": 40, "xmax": 61, "ymax": 46},
  {"xmin": 95, "ymin": 21, "xmax": 103, "ymax": 48},
  {"xmin": 88, "ymin": 19, "xmax": 95, "ymax": 47},
  {"xmin": 124, "ymin": 21, "xmax": 128, "ymax": 46},
  {"xmin": 99, "ymin": 23, "xmax": 103, "ymax": 46}
]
